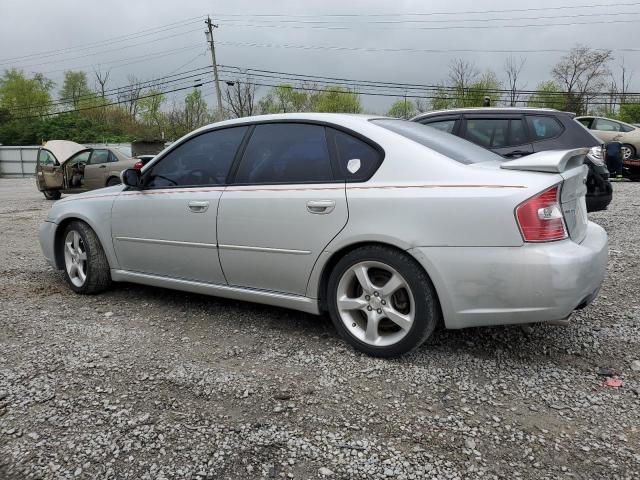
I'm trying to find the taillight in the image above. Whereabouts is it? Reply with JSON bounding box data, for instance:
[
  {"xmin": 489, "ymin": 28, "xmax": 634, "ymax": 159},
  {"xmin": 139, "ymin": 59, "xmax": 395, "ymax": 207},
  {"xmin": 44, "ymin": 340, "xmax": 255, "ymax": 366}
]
[
  {"xmin": 133, "ymin": 161, "xmax": 144, "ymax": 170},
  {"xmin": 515, "ymin": 184, "xmax": 567, "ymax": 242}
]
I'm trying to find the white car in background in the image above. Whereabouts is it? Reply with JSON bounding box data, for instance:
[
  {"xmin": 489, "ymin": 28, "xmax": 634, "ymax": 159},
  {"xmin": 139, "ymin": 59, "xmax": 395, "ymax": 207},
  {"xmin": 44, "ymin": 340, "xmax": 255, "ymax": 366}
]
[{"xmin": 39, "ymin": 114, "xmax": 608, "ymax": 357}]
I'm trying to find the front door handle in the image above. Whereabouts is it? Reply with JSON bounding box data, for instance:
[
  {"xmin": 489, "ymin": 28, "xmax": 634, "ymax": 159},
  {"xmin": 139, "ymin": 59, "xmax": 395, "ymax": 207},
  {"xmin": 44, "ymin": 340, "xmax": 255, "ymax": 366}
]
[
  {"xmin": 188, "ymin": 200, "xmax": 210, "ymax": 213},
  {"xmin": 98, "ymin": 165, "xmax": 106, "ymax": 169},
  {"xmin": 307, "ymin": 200, "xmax": 335, "ymax": 214}
]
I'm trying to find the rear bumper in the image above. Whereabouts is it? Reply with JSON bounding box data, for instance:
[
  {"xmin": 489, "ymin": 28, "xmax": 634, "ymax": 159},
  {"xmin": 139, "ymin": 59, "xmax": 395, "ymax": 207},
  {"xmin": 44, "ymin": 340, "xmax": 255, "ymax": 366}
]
[
  {"xmin": 39, "ymin": 220, "xmax": 59, "ymax": 269},
  {"xmin": 408, "ymin": 221, "xmax": 608, "ymax": 329}
]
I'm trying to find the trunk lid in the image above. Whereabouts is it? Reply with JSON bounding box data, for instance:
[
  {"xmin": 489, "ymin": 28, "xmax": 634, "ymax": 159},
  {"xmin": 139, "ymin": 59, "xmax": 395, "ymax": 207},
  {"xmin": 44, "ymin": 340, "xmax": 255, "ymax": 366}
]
[{"xmin": 501, "ymin": 149, "xmax": 589, "ymax": 243}]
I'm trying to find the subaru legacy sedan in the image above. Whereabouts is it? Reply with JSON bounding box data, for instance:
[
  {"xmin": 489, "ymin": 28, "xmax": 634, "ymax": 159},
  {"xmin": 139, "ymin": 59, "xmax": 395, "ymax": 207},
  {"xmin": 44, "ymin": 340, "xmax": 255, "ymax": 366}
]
[{"xmin": 39, "ymin": 113, "xmax": 608, "ymax": 357}]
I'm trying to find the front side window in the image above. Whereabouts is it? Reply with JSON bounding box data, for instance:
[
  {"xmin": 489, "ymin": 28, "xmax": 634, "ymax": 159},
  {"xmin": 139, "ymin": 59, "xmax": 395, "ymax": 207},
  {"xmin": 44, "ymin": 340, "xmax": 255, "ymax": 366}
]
[
  {"xmin": 145, "ymin": 127, "xmax": 248, "ymax": 188},
  {"xmin": 38, "ymin": 149, "xmax": 57, "ymax": 166},
  {"xmin": 328, "ymin": 128, "xmax": 382, "ymax": 181},
  {"xmin": 89, "ymin": 150, "xmax": 109, "ymax": 164},
  {"xmin": 234, "ymin": 123, "xmax": 333, "ymax": 184},
  {"xmin": 525, "ymin": 115, "xmax": 564, "ymax": 141},
  {"xmin": 67, "ymin": 151, "xmax": 90, "ymax": 166},
  {"xmin": 465, "ymin": 119, "xmax": 509, "ymax": 148},
  {"xmin": 423, "ymin": 119, "xmax": 457, "ymax": 134}
]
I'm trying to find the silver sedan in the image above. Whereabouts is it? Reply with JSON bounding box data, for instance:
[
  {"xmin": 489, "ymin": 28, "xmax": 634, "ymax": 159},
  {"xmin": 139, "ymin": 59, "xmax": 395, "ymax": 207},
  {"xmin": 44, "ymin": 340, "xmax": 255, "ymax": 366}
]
[{"xmin": 39, "ymin": 113, "xmax": 608, "ymax": 357}]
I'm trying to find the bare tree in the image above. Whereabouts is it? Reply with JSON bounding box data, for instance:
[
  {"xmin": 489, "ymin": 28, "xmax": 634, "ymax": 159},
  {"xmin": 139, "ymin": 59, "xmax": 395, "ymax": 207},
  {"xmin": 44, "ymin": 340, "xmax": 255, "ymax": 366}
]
[
  {"xmin": 93, "ymin": 67, "xmax": 110, "ymax": 99},
  {"xmin": 224, "ymin": 77, "xmax": 257, "ymax": 118},
  {"xmin": 117, "ymin": 75, "xmax": 143, "ymax": 119},
  {"xmin": 448, "ymin": 58, "xmax": 479, "ymax": 91},
  {"xmin": 552, "ymin": 45, "xmax": 613, "ymax": 114},
  {"xmin": 504, "ymin": 56, "xmax": 527, "ymax": 107}
]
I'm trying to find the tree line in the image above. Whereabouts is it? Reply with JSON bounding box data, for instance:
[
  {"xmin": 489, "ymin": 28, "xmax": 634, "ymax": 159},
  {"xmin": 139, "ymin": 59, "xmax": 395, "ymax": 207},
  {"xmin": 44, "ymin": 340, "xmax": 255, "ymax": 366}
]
[{"xmin": 1, "ymin": 44, "xmax": 639, "ymax": 145}]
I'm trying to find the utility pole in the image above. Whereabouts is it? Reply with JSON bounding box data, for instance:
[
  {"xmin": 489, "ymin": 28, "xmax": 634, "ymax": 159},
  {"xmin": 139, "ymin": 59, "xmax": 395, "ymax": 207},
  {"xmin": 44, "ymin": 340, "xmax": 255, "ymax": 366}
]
[{"xmin": 205, "ymin": 16, "xmax": 223, "ymax": 119}]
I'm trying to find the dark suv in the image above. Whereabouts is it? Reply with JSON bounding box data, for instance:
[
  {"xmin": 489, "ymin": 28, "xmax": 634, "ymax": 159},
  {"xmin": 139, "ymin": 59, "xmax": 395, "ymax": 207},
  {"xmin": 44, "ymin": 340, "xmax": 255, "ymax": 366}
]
[{"xmin": 411, "ymin": 108, "xmax": 612, "ymax": 212}]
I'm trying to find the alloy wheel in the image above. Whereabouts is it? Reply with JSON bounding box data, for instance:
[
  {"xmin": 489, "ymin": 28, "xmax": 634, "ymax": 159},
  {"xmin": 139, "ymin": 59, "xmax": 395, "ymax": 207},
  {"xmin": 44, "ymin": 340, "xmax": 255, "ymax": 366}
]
[
  {"xmin": 622, "ymin": 145, "xmax": 634, "ymax": 160},
  {"xmin": 64, "ymin": 230, "xmax": 88, "ymax": 287},
  {"xmin": 335, "ymin": 261, "xmax": 415, "ymax": 347}
]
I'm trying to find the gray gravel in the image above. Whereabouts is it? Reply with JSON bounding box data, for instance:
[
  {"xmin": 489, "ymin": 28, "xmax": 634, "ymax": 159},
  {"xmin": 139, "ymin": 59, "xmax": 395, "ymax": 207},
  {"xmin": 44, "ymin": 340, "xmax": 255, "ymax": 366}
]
[{"xmin": 1, "ymin": 178, "xmax": 639, "ymax": 480}]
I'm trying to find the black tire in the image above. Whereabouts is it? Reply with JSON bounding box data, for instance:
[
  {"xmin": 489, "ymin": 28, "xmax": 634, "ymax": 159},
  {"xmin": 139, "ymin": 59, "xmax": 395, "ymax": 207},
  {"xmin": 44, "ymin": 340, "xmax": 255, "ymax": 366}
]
[
  {"xmin": 622, "ymin": 144, "xmax": 636, "ymax": 161},
  {"xmin": 61, "ymin": 221, "xmax": 112, "ymax": 294},
  {"xmin": 327, "ymin": 245, "xmax": 440, "ymax": 357},
  {"xmin": 43, "ymin": 190, "xmax": 61, "ymax": 200},
  {"xmin": 106, "ymin": 176, "xmax": 121, "ymax": 187}
]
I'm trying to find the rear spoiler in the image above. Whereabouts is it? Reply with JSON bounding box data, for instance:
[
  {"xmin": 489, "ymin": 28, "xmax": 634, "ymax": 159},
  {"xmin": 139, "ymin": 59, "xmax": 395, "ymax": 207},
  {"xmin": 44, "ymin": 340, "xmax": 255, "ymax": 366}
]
[{"xmin": 500, "ymin": 148, "xmax": 589, "ymax": 173}]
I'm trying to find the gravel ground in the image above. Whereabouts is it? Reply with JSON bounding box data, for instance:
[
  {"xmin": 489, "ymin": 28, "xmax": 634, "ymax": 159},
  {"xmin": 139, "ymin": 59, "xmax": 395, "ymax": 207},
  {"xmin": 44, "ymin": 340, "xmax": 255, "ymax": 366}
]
[{"xmin": 0, "ymin": 178, "xmax": 639, "ymax": 480}]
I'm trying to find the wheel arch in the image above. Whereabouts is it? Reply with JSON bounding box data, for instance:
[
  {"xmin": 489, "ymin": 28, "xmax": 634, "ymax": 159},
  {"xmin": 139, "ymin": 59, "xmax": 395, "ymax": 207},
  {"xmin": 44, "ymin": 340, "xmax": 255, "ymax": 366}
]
[
  {"xmin": 312, "ymin": 240, "xmax": 443, "ymax": 322},
  {"xmin": 52, "ymin": 215, "xmax": 113, "ymax": 270},
  {"xmin": 105, "ymin": 175, "xmax": 120, "ymax": 186}
]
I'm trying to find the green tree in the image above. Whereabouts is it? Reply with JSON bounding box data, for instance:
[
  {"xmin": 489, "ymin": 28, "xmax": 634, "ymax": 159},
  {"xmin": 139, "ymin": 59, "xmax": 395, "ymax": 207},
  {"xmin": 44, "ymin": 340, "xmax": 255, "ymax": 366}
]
[
  {"xmin": 184, "ymin": 89, "xmax": 209, "ymax": 131},
  {"xmin": 258, "ymin": 84, "xmax": 312, "ymax": 113},
  {"xmin": 619, "ymin": 101, "xmax": 640, "ymax": 124},
  {"xmin": 138, "ymin": 89, "xmax": 165, "ymax": 137},
  {"xmin": 314, "ymin": 87, "xmax": 361, "ymax": 113},
  {"xmin": 59, "ymin": 71, "xmax": 94, "ymax": 109},
  {"xmin": 0, "ymin": 69, "xmax": 54, "ymax": 117},
  {"xmin": 387, "ymin": 99, "xmax": 417, "ymax": 119},
  {"xmin": 527, "ymin": 81, "xmax": 566, "ymax": 110},
  {"xmin": 431, "ymin": 72, "xmax": 502, "ymax": 109}
]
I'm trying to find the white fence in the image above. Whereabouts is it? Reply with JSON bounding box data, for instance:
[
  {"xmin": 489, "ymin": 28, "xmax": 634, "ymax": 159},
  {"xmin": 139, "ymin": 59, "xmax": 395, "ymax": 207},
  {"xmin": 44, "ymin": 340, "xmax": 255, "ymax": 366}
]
[{"xmin": 0, "ymin": 146, "xmax": 39, "ymax": 178}]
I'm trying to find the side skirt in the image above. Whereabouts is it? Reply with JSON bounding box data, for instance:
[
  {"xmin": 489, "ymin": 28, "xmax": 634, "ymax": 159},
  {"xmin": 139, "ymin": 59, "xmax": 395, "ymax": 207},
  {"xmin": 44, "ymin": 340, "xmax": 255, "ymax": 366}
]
[{"xmin": 110, "ymin": 269, "xmax": 321, "ymax": 315}]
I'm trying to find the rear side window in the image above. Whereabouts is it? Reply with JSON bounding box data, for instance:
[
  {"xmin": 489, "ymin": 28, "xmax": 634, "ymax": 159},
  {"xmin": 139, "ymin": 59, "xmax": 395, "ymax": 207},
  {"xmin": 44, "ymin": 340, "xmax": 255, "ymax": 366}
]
[
  {"xmin": 235, "ymin": 123, "xmax": 333, "ymax": 184},
  {"xmin": 89, "ymin": 150, "xmax": 109, "ymax": 165},
  {"xmin": 328, "ymin": 128, "xmax": 382, "ymax": 181},
  {"xmin": 145, "ymin": 126, "xmax": 248, "ymax": 188},
  {"xmin": 423, "ymin": 119, "xmax": 457, "ymax": 133},
  {"xmin": 465, "ymin": 119, "xmax": 509, "ymax": 148},
  {"xmin": 525, "ymin": 115, "xmax": 564, "ymax": 141}
]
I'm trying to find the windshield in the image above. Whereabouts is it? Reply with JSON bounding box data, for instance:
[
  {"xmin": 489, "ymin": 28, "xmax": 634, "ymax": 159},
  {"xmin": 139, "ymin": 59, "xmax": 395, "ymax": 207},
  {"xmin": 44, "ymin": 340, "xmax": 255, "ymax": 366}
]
[{"xmin": 370, "ymin": 118, "xmax": 504, "ymax": 165}]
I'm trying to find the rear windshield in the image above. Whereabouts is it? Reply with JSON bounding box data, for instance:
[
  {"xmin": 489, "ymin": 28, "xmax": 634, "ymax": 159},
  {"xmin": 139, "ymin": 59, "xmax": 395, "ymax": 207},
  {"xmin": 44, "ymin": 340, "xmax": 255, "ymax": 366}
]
[{"xmin": 370, "ymin": 118, "xmax": 503, "ymax": 164}]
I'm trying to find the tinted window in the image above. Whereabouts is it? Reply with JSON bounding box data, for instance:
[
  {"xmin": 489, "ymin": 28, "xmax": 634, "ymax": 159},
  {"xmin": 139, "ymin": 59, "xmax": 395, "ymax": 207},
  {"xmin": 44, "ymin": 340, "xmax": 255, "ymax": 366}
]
[
  {"xmin": 525, "ymin": 115, "xmax": 563, "ymax": 141},
  {"xmin": 423, "ymin": 119, "xmax": 456, "ymax": 133},
  {"xmin": 577, "ymin": 118, "xmax": 593, "ymax": 128},
  {"xmin": 38, "ymin": 150, "xmax": 57, "ymax": 166},
  {"xmin": 145, "ymin": 127, "xmax": 247, "ymax": 188},
  {"xmin": 371, "ymin": 119, "xmax": 503, "ymax": 165},
  {"xmin": 509, "ymin": 119, "xmax": 527, "ymax": 145},
  {"xmin": 465, "ymin": 119, "xmax": 509, "ymax": 148},
  {"xmin": 329, "ymin": 128, "xmax": 382, "ymax": 181},
  {"xmin": 90, "ymin": 150, "xmax": 109, "ymax": 165},
  {"xmin": 235, "ymin": 124, "xmax": 332, "ymax": 184}
]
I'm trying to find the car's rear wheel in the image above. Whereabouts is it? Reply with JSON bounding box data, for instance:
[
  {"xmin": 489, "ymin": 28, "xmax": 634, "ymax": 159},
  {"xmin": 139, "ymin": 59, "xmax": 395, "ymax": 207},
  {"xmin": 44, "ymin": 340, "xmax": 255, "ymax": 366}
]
[
  {"xmin": 622, "ymin": 144, "xmax": 636, "ymax": 161},
  {"xmin": 106, "ymin": 176, "xmax": 121, "ymax": 187},
  {"xmin": 61, "ymin": 221, "xmax": 112, "ymax": 294},
  {"xmin": 43, "ymin": 190, "xmax": 61, "ymax": 200},
  {"xmin": 327, "ymin": 246, "xmax": 440, "ymax": 357}
]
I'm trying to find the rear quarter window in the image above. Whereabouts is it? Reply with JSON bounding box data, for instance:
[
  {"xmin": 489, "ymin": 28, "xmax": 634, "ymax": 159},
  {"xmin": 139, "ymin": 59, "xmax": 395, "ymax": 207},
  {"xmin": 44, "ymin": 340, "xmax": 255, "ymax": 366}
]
[
  {"xmin": 525, "ymin": 115, "xmax": 564, "ymax": 141},
  {"xmin": 327, "ymin": 128, "xmax": 383, "ymax": 181}
]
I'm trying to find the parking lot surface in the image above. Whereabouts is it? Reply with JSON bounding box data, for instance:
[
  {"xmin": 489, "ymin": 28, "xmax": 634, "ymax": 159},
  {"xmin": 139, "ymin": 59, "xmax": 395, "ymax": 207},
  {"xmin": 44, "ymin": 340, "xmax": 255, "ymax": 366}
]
[{"xmin": 0, "ymin": 178, "xmax": 639, "ymax": 480}]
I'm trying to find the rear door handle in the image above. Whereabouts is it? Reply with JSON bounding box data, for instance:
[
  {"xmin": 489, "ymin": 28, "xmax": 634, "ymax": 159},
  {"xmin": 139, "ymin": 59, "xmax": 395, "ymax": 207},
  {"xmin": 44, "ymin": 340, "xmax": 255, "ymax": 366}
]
[
  {"xmin": 307, "ymin": 200, "xmax": 335, "ymax": 214},
  {"xmin": 188, "ymin": 200, "xmax": 210, "ymax": 213}
]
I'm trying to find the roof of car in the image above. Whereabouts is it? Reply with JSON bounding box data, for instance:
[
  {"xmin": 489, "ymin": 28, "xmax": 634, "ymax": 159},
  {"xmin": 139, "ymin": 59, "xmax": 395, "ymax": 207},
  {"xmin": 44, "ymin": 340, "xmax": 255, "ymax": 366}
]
[{"xmin": 411, "ymin": 107, "xmax": 564, "ymax": 121}]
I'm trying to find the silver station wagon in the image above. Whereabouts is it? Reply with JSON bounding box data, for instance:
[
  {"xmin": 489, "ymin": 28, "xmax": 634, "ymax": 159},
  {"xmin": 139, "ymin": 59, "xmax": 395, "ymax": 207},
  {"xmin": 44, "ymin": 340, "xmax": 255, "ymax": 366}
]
[{"xmin": 39, "ymin": 113, "xmax": 608, "ymax": 357}]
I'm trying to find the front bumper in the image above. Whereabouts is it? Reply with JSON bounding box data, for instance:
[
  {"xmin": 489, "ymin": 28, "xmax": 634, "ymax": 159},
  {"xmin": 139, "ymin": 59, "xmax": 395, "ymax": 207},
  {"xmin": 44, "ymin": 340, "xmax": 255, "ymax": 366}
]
[
  {"xmin": 39, "ymin": 220, "xmax": 59, "ymax": 269},
  {"xmin": 409, "ymin": 221, "xmax": 608, "ymax": 329}
]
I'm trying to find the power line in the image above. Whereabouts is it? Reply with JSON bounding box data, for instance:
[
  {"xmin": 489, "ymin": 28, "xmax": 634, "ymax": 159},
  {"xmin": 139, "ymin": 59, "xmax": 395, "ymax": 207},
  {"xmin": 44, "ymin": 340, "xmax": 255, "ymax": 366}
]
[
  {"xmin": 211, "ymin": 2, "xmax": 640, "ymax": 17},
  {"xmin": 0, "ymin": 17, "xmax": 204, "ymax": 64},
  {"xmin": 213, "ymin": 11, "xmax": 640, "ymax": 25},
  {"xmin": 215, "ymin": 17, "xmax": 640, "ymax": 31},
  {"xmin": 1, "ymin": 28, "xmax": 204, "ymax": 69},
  {"xmin": 218, "ymin": 64, "xmax": 640, "ymax": 98},
  {"xmin": 11, "ymin": 81, "xmax": 212, "ymax": 120},
  {"xmin": 217, "ymin": 40, "xmax": 638, "ymax": 55}
]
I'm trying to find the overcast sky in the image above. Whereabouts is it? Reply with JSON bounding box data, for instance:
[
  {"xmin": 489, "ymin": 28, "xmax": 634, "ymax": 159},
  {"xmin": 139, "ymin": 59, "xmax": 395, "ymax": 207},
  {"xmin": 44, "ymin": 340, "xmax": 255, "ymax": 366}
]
[{"xmin": 1, "ymin": 0, "xmax": 639, "ymax": 113}]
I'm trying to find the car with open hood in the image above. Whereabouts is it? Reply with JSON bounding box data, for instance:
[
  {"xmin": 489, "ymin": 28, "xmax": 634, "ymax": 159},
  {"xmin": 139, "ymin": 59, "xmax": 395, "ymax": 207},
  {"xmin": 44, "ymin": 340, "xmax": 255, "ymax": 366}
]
[{"xmin": 36, "ymin": 140, "xmax": 136, "ymax": 200}]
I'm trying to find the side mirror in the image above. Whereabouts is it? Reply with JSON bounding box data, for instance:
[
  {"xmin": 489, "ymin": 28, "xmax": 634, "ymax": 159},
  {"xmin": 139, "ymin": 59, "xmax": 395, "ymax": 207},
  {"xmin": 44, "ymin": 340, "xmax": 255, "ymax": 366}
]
[{"xmin": 120, "ymin": 168, "xmax": 142, "ymax": 188}]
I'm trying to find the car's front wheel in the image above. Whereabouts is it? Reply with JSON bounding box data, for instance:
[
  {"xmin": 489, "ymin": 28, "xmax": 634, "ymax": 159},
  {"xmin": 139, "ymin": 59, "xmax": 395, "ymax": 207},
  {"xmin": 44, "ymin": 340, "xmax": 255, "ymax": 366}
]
[
  {"xmin": 43, "ymin": 190, "xmax": 61, "ymax": 200},
  {"xmin": 327, "ymin": 246, "xmax": 440, "ymax": 357},
  {"xmin": 61, "ymin": 221, "xmax": 112, "ymax": 294}
]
